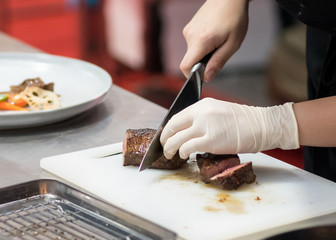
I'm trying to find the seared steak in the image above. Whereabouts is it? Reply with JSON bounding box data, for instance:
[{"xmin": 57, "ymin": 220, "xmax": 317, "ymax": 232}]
[
  {"xmin": 123, "ymin": 128, "xmax": 256, "ymax": 190},
  {"xmin": 196, "ymin": 153, "xmax": 240, "ymax": 183},
  {"xmin": 196, "ymin": 153, "xmax": 256, "ymax": 190},
  {"xmin": 123, "ymin": 128, "xmax": 154, "ymax": 166},
  {"xmin": 123, "ymin": 128, "xmax": 186, "ymax": 169},
  {"xmin": 210, "ymin": 162, "xmax": 256, "ymax": 190}
]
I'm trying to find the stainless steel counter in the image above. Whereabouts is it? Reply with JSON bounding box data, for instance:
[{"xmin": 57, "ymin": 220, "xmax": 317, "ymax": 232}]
[
  {"xmin": 0, "ymin": 32, "xmax": 336, "ymax": 240},
  {"xmin": 0, "ymin": 32, "xmax": 166, "ymax": 188}
]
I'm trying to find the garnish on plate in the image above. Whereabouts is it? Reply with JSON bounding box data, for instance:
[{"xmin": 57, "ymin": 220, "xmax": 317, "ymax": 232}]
[{"xmin": 0, "ymin": 77, "xmax": 60, "ymax": 111}]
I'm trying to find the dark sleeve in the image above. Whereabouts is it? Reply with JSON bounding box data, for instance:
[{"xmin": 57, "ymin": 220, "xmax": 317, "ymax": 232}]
[{"xmin": 275, "ymin": 0, "xmax": 336, "ymax": 33}]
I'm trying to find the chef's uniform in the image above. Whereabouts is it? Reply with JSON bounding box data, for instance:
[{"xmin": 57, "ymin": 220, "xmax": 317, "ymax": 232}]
[{"xmin": 276, "ymin": 0, "xmax": 336, "ymax": 181}]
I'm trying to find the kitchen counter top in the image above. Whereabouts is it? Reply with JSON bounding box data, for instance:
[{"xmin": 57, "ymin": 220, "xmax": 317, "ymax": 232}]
[
  {"xmin": 0, "ymin": 31, "xmax": 336, "ymax": 240},
  {"xmin": 0, "ymin": 32, "xmax": 166, "ymax": 187}
]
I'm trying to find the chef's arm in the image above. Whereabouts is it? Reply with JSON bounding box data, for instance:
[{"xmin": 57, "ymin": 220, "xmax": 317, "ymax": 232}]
[
  {"xmin": 180, "ymin": 0, "xmax": 249, "ymax": 82},
  {"xmin": 160, "ymin": 98, "xmax": 300, "ymax": 159},
  {"xmin": 160, "ymin": 96, "xmax": 336, "ymax": 159},
  {"xmin": 293, "ymin": 96, "xmax": 336, "ymax": 147}
]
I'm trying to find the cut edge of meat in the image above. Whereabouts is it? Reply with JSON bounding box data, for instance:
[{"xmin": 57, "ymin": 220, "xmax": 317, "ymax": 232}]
[
  {"xmin": 210, "ymin": 162, "xmax": 256, "ymax": 190},
  {"xmin": 122, "ymin": 128, "xmax": 257, "ymax": 190},
  {"xmin": 196, "ymin": 153, "xmax": 241, "ymax": 183}
]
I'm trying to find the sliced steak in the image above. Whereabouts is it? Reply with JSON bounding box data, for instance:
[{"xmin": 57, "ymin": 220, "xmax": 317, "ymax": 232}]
[
  {"xmin": 123, "ymin": 128, "xmax": 154, "ymax": 166},
  {"xmin": 210, "ymin": 162, "xmax": 256, "ymax": 190},
  {"xmin": 10, "ymin": 77, "xmax": 54, "ymax": 93},
  {"xmin": 123, "ymin": 128, "xmax": 186, "ymax": 170},
  {"xmin": 196, "ymin": 153, "xmax": 240, "ymax": 183},
  {"xmin": 123, "ymin": 128, "xmax": 257, "ymax": 189}
]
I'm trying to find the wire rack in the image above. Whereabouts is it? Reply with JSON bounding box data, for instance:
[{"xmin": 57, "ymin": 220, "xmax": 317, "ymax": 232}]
[
  {"xmin": 0, "ymin": 180, "xmax": 175, "ymax": 240},
  {"xmin": 0, "ymin": 195, "xmax": 152, "ymax": 240}
]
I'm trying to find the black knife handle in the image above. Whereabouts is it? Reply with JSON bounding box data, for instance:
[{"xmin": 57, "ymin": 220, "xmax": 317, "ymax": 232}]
[
  {"xmin": 200, "ymin": 49, "xmax": 215, "ymax": 66},
  {"xmin": 190, "ymin": 49, "xmax": 216, "ymax": 75}
]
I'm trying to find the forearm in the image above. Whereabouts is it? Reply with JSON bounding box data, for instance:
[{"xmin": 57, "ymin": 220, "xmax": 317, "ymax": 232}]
[{"xmin": 293, "ymin": 96, "xmax": 336, "ymax": 147}]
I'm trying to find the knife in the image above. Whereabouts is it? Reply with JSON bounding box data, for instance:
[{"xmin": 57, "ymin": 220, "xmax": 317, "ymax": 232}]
[{"xmin": 138, "ymin": 52, "xmax": 213, "ymax": 171}]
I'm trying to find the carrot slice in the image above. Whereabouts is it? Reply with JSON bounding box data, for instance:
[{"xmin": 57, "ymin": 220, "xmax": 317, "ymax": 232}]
[
  {"xmin": 10, "ymin": 94, "xmax": 28, "ymax": 107},
  {"xmin": 0, "ymin": 101, "xmax": 29, "ymax": 111}
]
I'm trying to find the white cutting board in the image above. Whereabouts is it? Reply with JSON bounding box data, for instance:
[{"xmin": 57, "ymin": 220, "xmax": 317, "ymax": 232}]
[{"xmin": 41, "ymin": 142, "xmax": 336, "ymax": 240}]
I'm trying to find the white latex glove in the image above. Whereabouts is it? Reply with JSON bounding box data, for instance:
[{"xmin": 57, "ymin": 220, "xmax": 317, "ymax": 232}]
[{"xmin": 160, "ymin": 98, "xmax": 299, "ymax": 159}]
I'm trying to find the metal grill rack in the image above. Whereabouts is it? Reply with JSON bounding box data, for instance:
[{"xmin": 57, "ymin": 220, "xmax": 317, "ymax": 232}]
[{"xmin": 0, "ymin": 180, "xmax": 176, "ymax": 240}]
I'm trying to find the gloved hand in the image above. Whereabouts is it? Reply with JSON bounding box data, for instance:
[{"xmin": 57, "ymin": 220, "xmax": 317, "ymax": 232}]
[{"xmin": 160, "ymin": 98, "xmax": 299, "ymax": 159}]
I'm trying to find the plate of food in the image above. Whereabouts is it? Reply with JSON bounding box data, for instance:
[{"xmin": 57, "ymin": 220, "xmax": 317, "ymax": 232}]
[{"xmin": 0, "ymin": 52, "xmax": 112, "ymax": 130}]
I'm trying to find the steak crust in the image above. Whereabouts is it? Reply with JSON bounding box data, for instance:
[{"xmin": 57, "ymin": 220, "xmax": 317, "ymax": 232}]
[
  {"xmin": 123, "ymin": 128, "xmax": 186, "ymax": 169},
  {"xmin": 123, "ymin": 128, "xmax": 256, "ymax": 190}
]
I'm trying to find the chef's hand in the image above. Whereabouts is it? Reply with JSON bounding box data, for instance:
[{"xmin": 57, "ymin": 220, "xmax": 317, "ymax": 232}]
[
  {"xmin": 180, "ymin": 0, "xmax": 249, "ymax": 82},
  {"xmin": 160, "ymin": 98, "xmax": 299, "ymax": 159}
]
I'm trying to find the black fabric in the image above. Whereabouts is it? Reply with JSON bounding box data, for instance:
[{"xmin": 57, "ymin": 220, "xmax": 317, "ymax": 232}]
[
  {"xmin": 304, "ymin": 27, "xmax": 336, "ymax": 182},
  {"xmin": 276, "ymin": 0, "xmax": 336, "ymax": 181},
  {"xmin": 276, "ymin": 0, "xmax": 336, "ymax": 33},
  {"xmin": 306, "ymin": 27, "xmax": 336, "ymax": 100}
]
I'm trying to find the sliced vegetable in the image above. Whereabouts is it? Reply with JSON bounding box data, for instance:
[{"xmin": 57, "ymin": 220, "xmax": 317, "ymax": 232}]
[
  {"xmin": 1, "ymin": 78, "xmax": 60, "ymax": 112},
  {"xmin": 0, "ymin": 94, "xmax": 8, "ymax": 102},
  {"xmin": 20, "ymin": 86, "xmax": 60, "ymax": 110},
  {"xmin": 9, "ymin": 94, "xmax": 28, "ymax": 107},
  {"xmin": 0, "ymin": 101, "xmax": 28, "ymax": 111}
]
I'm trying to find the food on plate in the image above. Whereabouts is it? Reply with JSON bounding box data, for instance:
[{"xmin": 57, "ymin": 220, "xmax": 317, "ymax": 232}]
[
  {"xmin": 0, "ymin": 94, "xmax": 8, "ymax": 102},
  {"xmin": 20, "ymin": 86, "xmax": 60, "ymax": 110},
  {"xmin": 10, "ymin": 77, "xmax": 54, "ymax": 93},
  {"xmin": 123, "ymin": 128, "xmax": 257, "ymax": 190},
  {"xmin": 0, "ymin": 77, "xmax": 60, "ymax": 111},
  {"xmin": 123, "ymin": 128, "xmax": 187, "ymax": 169},
  {"xmin": 197, "ymin": 153, "xmax": 256, "ymax": 190},
  {"xmin": 0, "ymin": 91, "xmax": 28, "ymax": 111},
  {"xmin": 0, "ymin": 100, "xmax": 29, "ymax": 111}
]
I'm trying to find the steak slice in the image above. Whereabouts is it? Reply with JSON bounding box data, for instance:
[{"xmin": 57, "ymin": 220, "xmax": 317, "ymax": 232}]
[
  {"xmin": 123, "ymin": 128, "xmax": 186, "ymax": 170},
  {"xmin": 196, "ymin": 153, "xmax": 240, "ymax": 183},
  {"xmin": 10, "ymin": 77, "xmax": 54, "ymax": 93},
  {"xmin": 210, "ymin": 162, "xmax": 256, "ymax": 190}
]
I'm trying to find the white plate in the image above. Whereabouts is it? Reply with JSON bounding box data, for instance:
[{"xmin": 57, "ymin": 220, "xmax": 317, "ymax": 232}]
[{"xmin": 0, "ymin": 52, "xmax": 112, "ymax": 129}]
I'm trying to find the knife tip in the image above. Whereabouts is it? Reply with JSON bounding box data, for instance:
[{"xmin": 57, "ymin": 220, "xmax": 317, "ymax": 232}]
[{"xmin": 138, "ymin": 163, "xmax": 146, "ymax": 172}]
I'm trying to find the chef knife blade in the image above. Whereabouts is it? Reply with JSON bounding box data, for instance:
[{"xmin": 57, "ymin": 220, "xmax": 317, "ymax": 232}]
[{"xmin": 138, "ymin": 52, "xmax": 213, "ymax": 171}]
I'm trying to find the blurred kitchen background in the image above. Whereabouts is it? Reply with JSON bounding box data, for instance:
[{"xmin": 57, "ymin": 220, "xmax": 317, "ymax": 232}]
[{"xmin": 0, "ymin": 0, "xmax": 306, "ymax": 167}]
